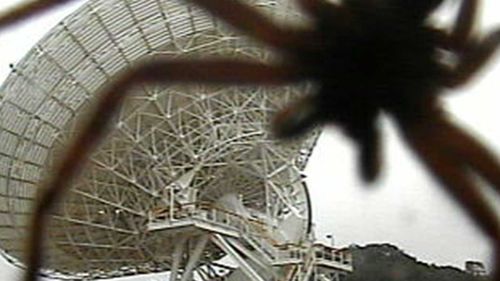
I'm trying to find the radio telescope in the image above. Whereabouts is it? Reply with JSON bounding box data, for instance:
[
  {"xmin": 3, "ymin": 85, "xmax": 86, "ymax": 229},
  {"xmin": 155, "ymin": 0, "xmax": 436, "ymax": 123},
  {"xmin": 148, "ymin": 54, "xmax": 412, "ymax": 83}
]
[{"xmin": 0, "ymin": 0, "xmax": 352, "ymax": 280}]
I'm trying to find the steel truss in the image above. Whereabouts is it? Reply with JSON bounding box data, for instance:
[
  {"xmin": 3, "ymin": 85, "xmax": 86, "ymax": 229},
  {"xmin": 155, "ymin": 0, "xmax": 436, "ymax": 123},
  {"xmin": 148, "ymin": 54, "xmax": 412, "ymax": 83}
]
[{"xmin": 0, "ymin": 0, "xmax": 351, "ymax": 280}]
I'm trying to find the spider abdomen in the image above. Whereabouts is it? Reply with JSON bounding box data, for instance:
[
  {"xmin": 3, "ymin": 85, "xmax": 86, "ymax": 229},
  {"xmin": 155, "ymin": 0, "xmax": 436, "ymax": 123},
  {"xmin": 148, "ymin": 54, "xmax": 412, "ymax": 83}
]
[{"xmin": 313, "ymin": 20, "xmax": 441, "ymax": 110}]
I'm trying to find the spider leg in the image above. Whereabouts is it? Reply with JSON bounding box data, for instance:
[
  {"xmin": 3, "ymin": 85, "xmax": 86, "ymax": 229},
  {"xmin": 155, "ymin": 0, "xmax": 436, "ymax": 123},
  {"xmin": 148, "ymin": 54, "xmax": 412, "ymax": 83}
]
[
  {"xmin": 271, "ymin": 94, "xmax": 322, "ymax": 139},
  {"xmin": 399, "ymin": 116, "xmax": 500, "ymax": 280},
  {"xmin": 186, "ymin": 0, "xmax": 314, "ymax": 52},
  {"xmin": 356, "ymin": 119, "xmax": 381, "ymax": 183},
  {"xmin": 23, "ymin": 59, "xmax": 304, "ymax": 281},
  {"xmin": 444, "ymin": 28, "xmax": 500, "ymax": 88},
  {"xmin": 0, "ymin": 0, "xmax": 77, "ymax": 30},
  {"xmin": 136, "ymin": 58, "xmax": 305, "ymax": 84},
  {"xmin": 297, "ymin": 0, "xmax": 341, "ymax": 19},
  {"xmin": 449, "ymin": 0, "xmax": 478, "ymax": 49},
  {"xmin": 439, "ymin": 118, "xmax": 500, "ymax": 191}
]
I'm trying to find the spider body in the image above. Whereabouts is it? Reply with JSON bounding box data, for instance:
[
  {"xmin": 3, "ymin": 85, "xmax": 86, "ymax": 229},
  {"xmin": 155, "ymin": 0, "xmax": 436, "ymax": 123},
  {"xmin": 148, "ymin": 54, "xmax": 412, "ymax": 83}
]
[
  {"xmin": 275, "ymin": 0, "xmax": 446, "ymax": 180},
  {"xmin": 0, "ymin": 0, "xmax": 499, "ymax": 280}
]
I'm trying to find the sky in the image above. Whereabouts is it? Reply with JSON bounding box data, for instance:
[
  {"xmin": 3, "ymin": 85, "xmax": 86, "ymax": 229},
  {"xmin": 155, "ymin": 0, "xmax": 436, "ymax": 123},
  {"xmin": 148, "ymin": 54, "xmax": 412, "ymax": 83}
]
[{"xmin": 0, "ymin": 0, "xmax": 499, "ymax": 280}]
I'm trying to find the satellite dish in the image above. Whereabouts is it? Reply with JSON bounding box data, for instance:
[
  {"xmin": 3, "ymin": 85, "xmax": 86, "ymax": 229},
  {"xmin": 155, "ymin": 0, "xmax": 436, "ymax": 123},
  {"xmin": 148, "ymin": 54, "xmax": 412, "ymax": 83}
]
[{"xmin": 0, "ymin": 0, "xmax": 350, "ymax": 280}]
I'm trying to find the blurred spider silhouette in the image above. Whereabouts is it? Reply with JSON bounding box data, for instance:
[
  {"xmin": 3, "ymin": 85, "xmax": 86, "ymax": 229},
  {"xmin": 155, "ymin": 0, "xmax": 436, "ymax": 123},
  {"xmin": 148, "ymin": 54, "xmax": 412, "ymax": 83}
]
[{"xmin": 1, "ymin": 0, "xmax": 500, "ymax": 280}]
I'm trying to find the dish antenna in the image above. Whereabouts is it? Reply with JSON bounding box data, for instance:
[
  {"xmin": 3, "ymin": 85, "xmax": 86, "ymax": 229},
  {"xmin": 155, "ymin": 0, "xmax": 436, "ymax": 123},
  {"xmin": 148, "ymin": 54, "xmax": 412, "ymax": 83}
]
[{"xmin": 0, "ymin": 0, "xmax": 352, "ymax": 280}]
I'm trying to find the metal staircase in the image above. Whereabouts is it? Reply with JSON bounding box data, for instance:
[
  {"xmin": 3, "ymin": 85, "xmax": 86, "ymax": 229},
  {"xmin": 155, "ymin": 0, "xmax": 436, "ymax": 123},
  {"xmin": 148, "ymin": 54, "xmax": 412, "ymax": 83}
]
[{"xmin": 147, "ymin": 202, "xmax": 352, "ymax": 281}]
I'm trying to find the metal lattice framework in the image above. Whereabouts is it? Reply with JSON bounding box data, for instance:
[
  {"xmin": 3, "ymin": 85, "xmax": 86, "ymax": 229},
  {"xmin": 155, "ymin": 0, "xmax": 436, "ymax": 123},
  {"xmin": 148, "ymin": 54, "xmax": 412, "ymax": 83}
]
[{"xmin": 0, "ymin": 0, "xmax": 328, "ymax": 279}]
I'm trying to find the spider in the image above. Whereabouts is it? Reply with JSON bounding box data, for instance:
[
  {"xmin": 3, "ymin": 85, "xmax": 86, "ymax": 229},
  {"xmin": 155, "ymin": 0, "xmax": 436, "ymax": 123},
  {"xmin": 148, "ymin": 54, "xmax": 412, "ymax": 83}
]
[{"xmin": 0, "ymin": 0, "xmax": 499, "ymax": 280}]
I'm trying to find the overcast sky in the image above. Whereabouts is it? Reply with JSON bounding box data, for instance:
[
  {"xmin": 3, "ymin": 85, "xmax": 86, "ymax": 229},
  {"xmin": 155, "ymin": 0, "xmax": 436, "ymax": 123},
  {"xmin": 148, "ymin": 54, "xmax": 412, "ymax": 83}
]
[{"xmin": 0, "ymin": 0, "xmax": 499, "ymax": 280}]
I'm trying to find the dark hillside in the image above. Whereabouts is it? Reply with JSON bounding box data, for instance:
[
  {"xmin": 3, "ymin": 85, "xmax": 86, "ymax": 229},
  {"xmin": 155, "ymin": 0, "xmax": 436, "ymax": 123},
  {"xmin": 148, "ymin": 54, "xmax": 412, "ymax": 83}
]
[{"xmin": 346, "ymin": 244, "xmax": 488, "ymax": 281}]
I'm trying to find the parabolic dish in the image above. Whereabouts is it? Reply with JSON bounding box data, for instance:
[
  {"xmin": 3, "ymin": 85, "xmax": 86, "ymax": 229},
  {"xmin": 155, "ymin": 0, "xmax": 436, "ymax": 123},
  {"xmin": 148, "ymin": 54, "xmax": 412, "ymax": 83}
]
[{"xmin": 0, "ymin": 0, "xmax": 319, "ymax": 278}]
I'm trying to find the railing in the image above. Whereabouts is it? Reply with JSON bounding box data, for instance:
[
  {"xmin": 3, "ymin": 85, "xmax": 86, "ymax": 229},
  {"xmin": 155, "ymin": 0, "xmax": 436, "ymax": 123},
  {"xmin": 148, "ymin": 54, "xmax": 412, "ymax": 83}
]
[
  {"xmin": 239, "ymin": 230, "xmax": 278, "ymax": 262},
  {"xmin": 147, "ymin": 202, "xmax": 353, "ymax": 280},
  {"xmin": 148, "ymin": 202, "xmax": 265, "ymax": 233},
  {"xmin": 148, "ymin": 202, "xmax": 282, "ymax": 261},
  {"xmin": 311, "ymin": 243, "xmax": 353, "ymax": 269},
  {"xmin": 273, "ymin": 243, "xmax": 351, "ymax": 268}
]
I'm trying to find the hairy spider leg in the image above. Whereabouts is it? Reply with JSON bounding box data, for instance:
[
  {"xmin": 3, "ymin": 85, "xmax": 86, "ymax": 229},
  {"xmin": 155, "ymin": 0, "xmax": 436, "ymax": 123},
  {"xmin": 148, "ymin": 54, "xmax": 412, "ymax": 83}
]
[
  {"xmin": 187, "ymin": 0, "xmax": 312, "ymax": 51},
  {"xmin": 405, "ymin": 2, "xmax": 500, "ymax": 278},
  {"xmin": 297, "ymin": 0, "xmax": 341, "ymax": 20},
  {"xmin": 449, "ymin": 0, "xmax": 478, "ymax": 47},
  {"xmin": 0, "ymin": 0, "xmax": 77, "ymax": 29},
  {"xmin": 432, "ymin": 0, "xmax": 500, "ymax": 190},
  {"xmin": 443, "ymin": 117, "xmax": 500, "ymax": 190},
  {"xmin": 441, "ymin": 0, "xmax": 500, "ymax": 87},
  {"xmin": 399, "ymin": 113, "xmax": 500, "ymax": 280},
  {"xmin": 445, "ymin": 29, "xmax": 500, "ymax": 87}
]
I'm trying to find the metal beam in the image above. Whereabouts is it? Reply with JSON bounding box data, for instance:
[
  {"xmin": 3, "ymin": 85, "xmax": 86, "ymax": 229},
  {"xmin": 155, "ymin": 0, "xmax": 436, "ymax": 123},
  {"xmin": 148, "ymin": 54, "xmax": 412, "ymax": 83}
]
[
  {"xmin": 180, "ymin": 235, "xmax": 209, "ymax": 281},
  {"xmin": 169, "ymin": 236, "xmax": 187, "ymax": 281},
  {"xmin": 212, "ymin": 234, "xmax": 266, "ymax": 281},
  {"xmin": 226, "ymin": 237, "xmax": 275, "ymax": 277}
]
